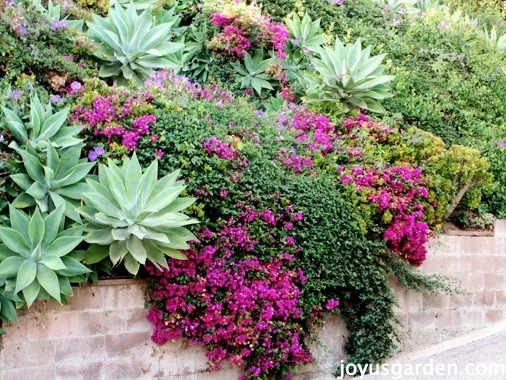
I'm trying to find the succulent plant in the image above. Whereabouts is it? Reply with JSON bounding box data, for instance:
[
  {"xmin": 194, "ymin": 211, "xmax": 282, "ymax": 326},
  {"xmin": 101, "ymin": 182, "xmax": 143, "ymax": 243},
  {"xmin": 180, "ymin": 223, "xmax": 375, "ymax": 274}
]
[
  {"xmin": 77, "ymin": 153, "xmax": 198, "ymax": 275},
  {"xmin": 87, "ymin": 3, "xmax": 185, "ymax": 84},
  {"xmin": 0, "ymin": 283, "xmax": 21, "ymax": 333},
  {"xmin": 0, "ymin": 205, "xmax": 90, "ymax": 307},
  {"xmin": 1, "ymin": 94, "xmax": 83, "ymax": 152},
  {"xmin": 10, "ymin": 142, "xmax": 94, "ymax": 222},
  {"xmin": 285, "ymin": 13, "xmax": 323, "ymax": 61},
  {"xmin": 306, "ymin": 38, "xmax": 395, "ymax": 113},
  {"xmin": 484, "ymin": 27, "xmax": 506, "ymax": 51},
  {"xmin": 234, "ymin": 50, "xmax": 275, "ymax": 96}
]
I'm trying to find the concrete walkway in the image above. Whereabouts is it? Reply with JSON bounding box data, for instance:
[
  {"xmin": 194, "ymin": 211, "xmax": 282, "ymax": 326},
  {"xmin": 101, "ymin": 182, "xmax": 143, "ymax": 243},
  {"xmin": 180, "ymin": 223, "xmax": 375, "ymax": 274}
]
[{"xmin": 357, "ymin": 322, "xmax": 506, "ymax": 380}]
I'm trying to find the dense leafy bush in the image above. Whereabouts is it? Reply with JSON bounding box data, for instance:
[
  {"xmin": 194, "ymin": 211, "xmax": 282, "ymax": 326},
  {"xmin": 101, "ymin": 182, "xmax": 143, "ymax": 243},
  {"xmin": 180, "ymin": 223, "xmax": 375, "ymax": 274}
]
[
  {"xmin": 66, "ymin": 72, "xmax": 463, "ymax": 377},
  {"xmin": 0, "ymin": 0, "xmax": 95, "ymax": 94},
  {"xmin": 255, "ymin": 0, "xmax": 506, "ymax": 217}
]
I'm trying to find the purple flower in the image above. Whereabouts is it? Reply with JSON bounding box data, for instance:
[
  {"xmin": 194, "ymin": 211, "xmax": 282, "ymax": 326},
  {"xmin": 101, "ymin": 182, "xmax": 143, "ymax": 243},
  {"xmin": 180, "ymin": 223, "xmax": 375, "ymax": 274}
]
[
  {"xmin": 10, "ymin": 90, "xmax": 21, "ymax": 100},
  {"xmin": 51, "ymin": 95, "xmax": 62, "ymax": 103},
  {"xmin": 88, "ymin": 151, "xmax": 98, "ymax": 161},
  {"xmin": 497, "ymin": 140, "xmax": 506, "ymax": 149},
  {"xmin": 70, "ymin": 81, "xmax": 84, "ymax": 94},
  {"xmin": 94, "ymin": 146, "xmax": 105, "ymax": 155},
  {"xmin": 325, "ymin": 299, "xmax": 340, "ymax": 311},
  {"xmin": 52, "ymin": 19, "xmax": 67, "ymax": 31}
]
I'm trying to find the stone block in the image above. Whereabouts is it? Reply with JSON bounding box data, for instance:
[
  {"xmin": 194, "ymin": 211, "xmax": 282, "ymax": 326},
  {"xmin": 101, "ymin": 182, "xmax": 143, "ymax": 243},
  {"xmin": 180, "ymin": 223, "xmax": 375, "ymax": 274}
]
[
  {"xmin": 54, "ymin": 336, "xmax": 105, "ymax": 363},
  {"xmin": 105, "ymin": 331, "xmax": 152, "ymax": 359},
  {"xmin": 55, "ymin": 361, "xmax": 103, "ymax": 379},
  {"xmin": 26, "ymin": 312, "xmax": 80, "ymax": 340},
  {"xmin": 78, "ymin": 310, "xmax": 127, "ymax": 336},
  {"xmin": 1, "ymin": 340, "xmax": 54, "ymax": 369}
]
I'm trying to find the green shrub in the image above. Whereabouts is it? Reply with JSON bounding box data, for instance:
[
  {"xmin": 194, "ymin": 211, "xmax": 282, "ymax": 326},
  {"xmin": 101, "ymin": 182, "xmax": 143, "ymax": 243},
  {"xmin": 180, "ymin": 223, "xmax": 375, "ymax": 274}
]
[{"xmin": 0, "ymin": 0, "xmax": 95, "ymax": 93}]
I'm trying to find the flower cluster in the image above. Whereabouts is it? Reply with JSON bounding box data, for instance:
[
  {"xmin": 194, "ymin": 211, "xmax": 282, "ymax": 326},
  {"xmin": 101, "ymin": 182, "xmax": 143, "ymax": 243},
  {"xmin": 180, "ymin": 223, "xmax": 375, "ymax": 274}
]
[
  {"xmin": 145, "ymin": 71, "xmax": 235, "ymax": 105},
  {"xmin": 203, "ymin": 137, "xmax": 238, "ymax": 160},
  {"xmin": 340, "ymin": 165, "xmax": 431, "ymax": 265},
  {"xmin": 70, "ymin": 86, "xmax": 156, "ymax": 152},
  {"xmin": 147, "ymin": 206, "xmax": 312, "ymax": 379},
  {"xmin": 209, "ymin": 25, "xmax": 251, "ymax": 57},
  {"xmin": 208, "ymin": 1, "xmax": 288, "ymax": 60}
]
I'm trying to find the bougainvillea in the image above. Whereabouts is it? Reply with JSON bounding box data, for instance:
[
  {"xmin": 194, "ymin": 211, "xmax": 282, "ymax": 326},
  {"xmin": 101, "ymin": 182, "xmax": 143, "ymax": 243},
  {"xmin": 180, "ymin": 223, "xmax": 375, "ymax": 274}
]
[
  {"xmin": 207, "ymin": 0, "xmax": 288, "ymax": 60},
  {"xmin": 147, "ymin": 210, "xmax": 313, "ymax": 378},
  {"xmin": 68, "ymin": 80, "xmax": 157, "ymax": 154},
  {"xmin": 340, "ymin": 166, "xmax": 431, "ymax": 266}
]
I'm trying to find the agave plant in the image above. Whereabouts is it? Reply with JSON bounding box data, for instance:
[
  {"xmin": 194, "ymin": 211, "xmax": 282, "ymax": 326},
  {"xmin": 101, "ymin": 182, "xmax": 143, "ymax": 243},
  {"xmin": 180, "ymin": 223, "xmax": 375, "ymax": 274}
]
[
  {"xmin": 234, "ymin": 50, "xmax": 275, "ymax": 96},
  {"xmin": 0, "ymin": 205, "xmax": 90, "ymax": 307},
  {"xmin": 0, "ymin": 283, "xmax": 21, "ymax": 333},
  {"xmin": 484, "ymin": 27, "xmax": 506, "ymax": 51},
  {"xmin": 77, "ymin": 153, "xmax": 198, "ymax": 275},
  {"xmin": 87, "ymin": 3, "xmax": 185, "ymax": 84},
  {"xmin": 2, "ymin": 94, "xmax": 83, "ymax": 151},
  {"xmin": 285, "ymin": 13, "xmax": 323, "ymax": 61},
  {"xmin": 306, "ymin": 38, "xmax": 395, "ymax": 113},
  {"xmin": 371, "ymin": 0, "xmax": 419, "ymax": 14},
  {"xmin": 112, "ymin": 0, "xmax": 156, "ymax": 11},
  {"xmin": 10, "ymin": 142, "xmax": 94, "ymax": 222}
]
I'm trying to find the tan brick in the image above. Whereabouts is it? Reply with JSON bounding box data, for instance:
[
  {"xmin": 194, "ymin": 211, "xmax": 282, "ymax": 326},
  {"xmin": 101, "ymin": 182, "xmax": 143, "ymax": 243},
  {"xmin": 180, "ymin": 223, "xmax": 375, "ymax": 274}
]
[
  {"xmin": 496, "ymin": 291, "xmax": 506, "ymax": 305},
  {"xmin": 69, "ymin": 286, "xmax": 104, "ymax": 311},
  {"xmin": 102, "ymin": 283, "xmax": 146, "ymax": 309},
  {"xmin": 485, "ymin": 273, "xmax": 506, "ymax": 290},
  {"xmin": 56, "ymin": 361, "xmax": 103, "ymax": 379},
  {"xmin": 408, "ymin": 311, "xmax": 438, "ymax": 331},
  {"xmin": 126, "ymin": 307, "xmax": 152, "ymax": 332},
  {"xmin": 26, "ymin": 312, "xmax": 80, "ymax": 340},
  {"xmin": 201, "ymin": 367, "xmax": 244, "ymax": 379},
  {"xmin": 495, "ymin": 256, "xmax": 506, "ymax": 273},
  {"xmin": 461, "ymin": 237, "xmax": 496, "ymax": 255},
  {"xmin": 472, "ymin": 255, "xmax": 497, "ymax": 272},
  {"xmin": 2, "ymin": 366, "xmax": 54, "ymax": 380},
  {"xmin": 432, "ymin": 235, "xmax": 460, "ymax": 255},
  {"xmin": 475, "ymin": 291, "xmax": 496, "ymax": 306},
  {"xmin": 78, "ymin": 310, "xmax": 126, "ymax": 336},
  {"xmin": 395, "ymin": 291, "xmax": 423, "ymax": 313},
  {"xmin": 461, "ymin": 273, "xmax": 485, "ymax": 291},
  {"xmin": 435, "ymin": 311, "xmax": 452, "ymax": 330},
  {"xmin": 495, "ymin": 220, "xmax": 506, "ymax": 239},
  {"xmin": 105, "ymin": 331, "xmax": 152, "ymax": 359},
  {"xmin": 485, "ymin": 309, "xmax": 504, "ymax": 324},
  {"xmin": 495, "ymin": 238, "xmax": 505, "ymax": 256},
  {"xmin": 420, "ymin": 255, "xmax": 448, "ymax": 273},
  {"xmin": 450, "ymin": 294, "xmax": 473, "ymax": 310},
  {"xmin": 104, "ymin": 358, "xmax": 153, "ymax": 379},
  {"xmin": 423, "ymin": 294, "xmax": 450, "ymax": 311},
  {"xmin": 1, "ymin": 340, "xmax": 54, "ymax": 369},
  {"xmin": 444, "ymin": 256, "xmax": 473, "ymax": 273},
  {"xmin": 450, "ymin": 310, "xmax": 484, "ymax": 328},
  {"xmin": 1, "ymin": 317, "xmax": 28, "ymax": 342},
  {"xmin": 54, "ymin": 336, "xmax": 105, "ymax": 363}
]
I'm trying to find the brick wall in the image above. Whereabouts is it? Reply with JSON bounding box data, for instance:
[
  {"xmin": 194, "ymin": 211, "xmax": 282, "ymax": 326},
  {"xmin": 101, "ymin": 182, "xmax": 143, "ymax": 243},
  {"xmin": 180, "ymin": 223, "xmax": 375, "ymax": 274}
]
[{"xmin": 0, "ymin": 221, "xmax": 505, "ymax": 379}]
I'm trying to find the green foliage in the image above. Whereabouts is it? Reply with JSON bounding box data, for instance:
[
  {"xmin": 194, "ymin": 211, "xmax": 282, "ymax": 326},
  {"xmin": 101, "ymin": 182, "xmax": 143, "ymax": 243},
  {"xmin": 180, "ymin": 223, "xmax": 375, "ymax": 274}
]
[
  {"xmin": 77, "ymin": 154, "xmax": 198, "ymax": 275},
  {"xmin": 305, "ymin": 38, "xmax": 395, "ymax": 113},
  {"xmin": 10, "ymin": 142, "xmax": 94, "ymax": 222},
  {"xmin": 2, "ymin": 94, "xmax": 83, "ymax": 152},
  {"xmin": 0, "ymin": 205, "xmax": 90, "ymax": 308},
  {"xmin": 0, "ymin": 0, "xmax": 94, "ymax": 92},
  {"xmin": 87, "ymin": 3, "xmax": 184, "ymax": 84}
]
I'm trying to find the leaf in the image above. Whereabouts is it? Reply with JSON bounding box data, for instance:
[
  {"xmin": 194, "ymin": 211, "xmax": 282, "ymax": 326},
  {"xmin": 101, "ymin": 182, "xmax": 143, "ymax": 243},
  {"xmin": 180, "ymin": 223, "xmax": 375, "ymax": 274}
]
[
  {"xmin": 126, "ymin": 235, "xmax": 146, "ymax": 264},
  {"xmin": 39, "ymin": 255, "xmax": 67, "ymax": 271},
  {"xmin": 0, "ymin": 227, "xmax": 31, "ymax": 256},
  {"xmin": 57, "ymin": 257, "xmax": 91, "ymax": 276},
  {"xmin": 15, "ymin": 260, "xmax": 37, "ymax": 294},
  {"xmin": 29, "ymin": 208, "xmax": 45, "ymax": 246},
  {"xmin": 0, "ymin": 257, "xmax": 26, "ymax": 278},
  {"xmin": 22, "ymin": 280, "xmax": 40, "ymax": 308},
  {"xmin": 45, "ymin": 236, "xmax": 84, "ymax": 257},
  {"xmin": 43, "ymin": 204, "xmax": 65, "ymax": 247},
  {"xmin": 85, "ymin": 245, "xmax": 110, "ymax": 265},
  {"xmin": 36, "ymin": 264, "xmax": 61, "ymax": 302},
  {"xmin": 123, "ymin": 253, "xmax": 140, "ymax": 275},
  {"xmin": 109, "ymin": 241, "xmax": 128, "ymax": 265}
]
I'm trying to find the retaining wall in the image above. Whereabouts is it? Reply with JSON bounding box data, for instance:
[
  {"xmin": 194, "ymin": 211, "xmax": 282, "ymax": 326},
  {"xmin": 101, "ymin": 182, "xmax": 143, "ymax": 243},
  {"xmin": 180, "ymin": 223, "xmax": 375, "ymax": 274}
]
[{"xmin": 0, "ymin": 221, "xmax": 505, "ymax": 379}]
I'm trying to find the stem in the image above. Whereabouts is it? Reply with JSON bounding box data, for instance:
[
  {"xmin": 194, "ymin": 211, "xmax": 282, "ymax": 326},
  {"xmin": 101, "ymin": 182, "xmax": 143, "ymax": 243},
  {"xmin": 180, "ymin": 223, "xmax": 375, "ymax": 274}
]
[{"xmin": 447, "ymin": 178, "xmax": 475, "ymax": 217}]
